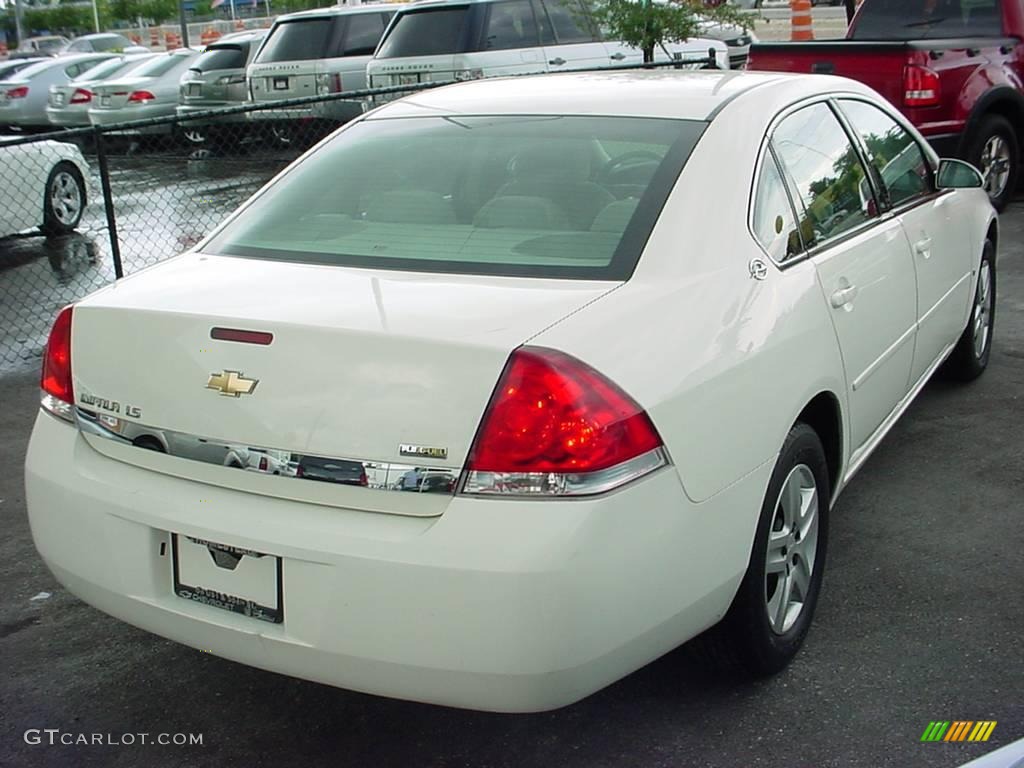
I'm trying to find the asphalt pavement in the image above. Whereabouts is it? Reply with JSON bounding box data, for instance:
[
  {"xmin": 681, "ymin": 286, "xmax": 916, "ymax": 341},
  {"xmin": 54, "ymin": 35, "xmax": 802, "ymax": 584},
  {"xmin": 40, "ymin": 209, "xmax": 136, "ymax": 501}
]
[{"xmin": 0, "ymin": 195, "xmax": 1022, "ymax": 767}]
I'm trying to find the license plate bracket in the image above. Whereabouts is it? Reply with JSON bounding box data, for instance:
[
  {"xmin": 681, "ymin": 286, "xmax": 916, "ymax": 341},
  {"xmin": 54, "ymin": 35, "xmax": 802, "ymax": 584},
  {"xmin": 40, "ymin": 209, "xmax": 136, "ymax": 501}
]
[
  {"xmin": 272, "ymin": 77, "xmax": 289, "ymax": 91},
  {"xmin": 172, "ymin": 534, "xmax": 283, "ymax": 623}
]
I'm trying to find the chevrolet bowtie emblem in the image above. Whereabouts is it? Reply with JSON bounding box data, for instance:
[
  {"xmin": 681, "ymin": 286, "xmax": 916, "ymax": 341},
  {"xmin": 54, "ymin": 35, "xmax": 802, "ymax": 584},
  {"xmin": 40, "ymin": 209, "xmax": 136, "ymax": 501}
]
[{"xmin": 206, "ymin": 370, "xmax": 258, "ymax": 398}]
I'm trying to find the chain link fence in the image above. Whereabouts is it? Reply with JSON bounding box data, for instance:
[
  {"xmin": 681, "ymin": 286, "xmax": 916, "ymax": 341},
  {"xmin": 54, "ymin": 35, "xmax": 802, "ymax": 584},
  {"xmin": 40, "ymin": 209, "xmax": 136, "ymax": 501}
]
[{"xmin": 0, "ymin": 57, "xmax": 714, "ymax": 373}]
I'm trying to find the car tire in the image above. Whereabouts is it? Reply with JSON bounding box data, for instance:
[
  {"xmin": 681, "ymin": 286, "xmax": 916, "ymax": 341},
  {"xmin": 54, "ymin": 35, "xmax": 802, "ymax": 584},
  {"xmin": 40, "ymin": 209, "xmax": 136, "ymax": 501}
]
[
  {"xmin": 699, "ymin": 422, "xmax": 830, "ymax": 675},
  {"xmin": 42, "ymin": 161, "xmax": 86, "ymax": 236},
  {"xmin": 942, "ymin": 239, "xmax": 996, "ymax": 382},
  {"xmin": 966, "ymin": 115, "xmax": 1018, "ymax": 211},
  {"xmin": 178, "ymin": 124, "xmax": 207, "ymax": 146}
]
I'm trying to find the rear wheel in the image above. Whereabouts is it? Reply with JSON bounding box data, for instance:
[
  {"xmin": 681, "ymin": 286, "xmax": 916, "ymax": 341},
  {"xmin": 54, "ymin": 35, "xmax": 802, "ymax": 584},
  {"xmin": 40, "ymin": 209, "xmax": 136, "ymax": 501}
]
[
  {"xmin": 700, "ymin": 423, "xmax": 830, "ymax": 675},
  {"xmin": 967, "ymin": 115, "xmax": 1018, "ymax": 211},
  {"xmin": 42, "ymin": 162, "xmax": 86, "ymax": 236},
  {"xmin": 942, "ymin": 239, "xmax": 996, "ymax": 381}
]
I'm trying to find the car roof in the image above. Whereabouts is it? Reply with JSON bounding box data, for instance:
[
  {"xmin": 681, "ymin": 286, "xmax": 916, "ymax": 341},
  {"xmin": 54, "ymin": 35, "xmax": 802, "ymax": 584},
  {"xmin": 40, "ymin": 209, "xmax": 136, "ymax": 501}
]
[
  {"xmin": 73, "ymin": 33, "xmax": 128, "ymax": 40},
  {"xmin": 372, "ymin": 70, "xmax": 867, "ymax": 122},
  {"xmin": 275, "ymin": 1, "xmax": 402, "ymax": 21}
]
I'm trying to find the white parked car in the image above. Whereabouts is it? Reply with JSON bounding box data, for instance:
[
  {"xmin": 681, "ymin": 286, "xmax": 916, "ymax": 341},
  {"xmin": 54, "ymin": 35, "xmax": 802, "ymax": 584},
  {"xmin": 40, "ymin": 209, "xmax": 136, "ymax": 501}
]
[
  {"xmin": 366, "ymin": 0, "xmax": 728, "ymax": 97},
  {"xmin": 0, "ymin": 138, "xmax": 89, "ymax": 237},
  {"xmin": 26, "ymin": 71, "xmax": 996, "ymax": 713}
]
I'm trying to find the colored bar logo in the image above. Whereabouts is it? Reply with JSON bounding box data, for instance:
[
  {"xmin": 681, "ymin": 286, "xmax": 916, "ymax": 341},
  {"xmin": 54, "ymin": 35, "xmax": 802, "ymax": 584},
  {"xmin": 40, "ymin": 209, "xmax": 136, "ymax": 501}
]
[{"xmin": 921, "ymin": 721, "xmax": 997, "ymax": 742}]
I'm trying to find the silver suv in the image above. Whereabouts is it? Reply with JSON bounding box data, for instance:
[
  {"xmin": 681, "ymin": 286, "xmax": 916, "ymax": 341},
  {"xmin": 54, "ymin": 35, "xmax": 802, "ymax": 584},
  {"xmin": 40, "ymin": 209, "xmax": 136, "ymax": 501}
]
[
  {"xmin": 177, "ymin": 30, "xmax": 267, "ymax": 141},
  {"xmin": 246, "ymin": 3, "xmax": 400, "ymax": 130}
]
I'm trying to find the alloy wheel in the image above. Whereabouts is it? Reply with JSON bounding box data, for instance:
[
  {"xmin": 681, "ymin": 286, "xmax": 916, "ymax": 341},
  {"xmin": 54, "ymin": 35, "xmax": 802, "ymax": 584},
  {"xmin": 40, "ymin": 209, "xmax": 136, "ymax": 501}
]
[
  {"xmin": 764, "ymin": 464, "xmax": 820, "ymax": 635},
  {"xmin": 973, "ymin": 260, "xmax": 994, "ymax": 359},
  {"xmin": 980, "ymin": 135, "xmax": 1011, "ymax": 199},
  {"xmin": 49, "ymin": 171, "xmax": 82, "ymax": 226}
]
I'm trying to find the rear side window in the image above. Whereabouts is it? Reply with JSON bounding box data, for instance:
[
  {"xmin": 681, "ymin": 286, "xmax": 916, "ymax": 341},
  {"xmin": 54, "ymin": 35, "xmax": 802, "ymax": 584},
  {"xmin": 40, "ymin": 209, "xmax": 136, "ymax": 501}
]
[
  {"xmin": 772, "ymin": 103, "xmax": 875, "ymax": 246},
  {"xmin": 255, "ymin": 18, "xmax": 334, "ymax": 62},
  {"xmin": 193, "ymin": 44, "xmax": 246, "ymax": 71},
  {"xmin": 92, "ymin": 36, "xmax": 128, "ymax": 52},
  {"xmin": 204, "ymin": 115, "xmax": 706, "ymax": 280},
  {"xmin": 540, "ymin": 0, "xmax": 598, "ymax": 43},
  {"xmin": 483, "ymin": 0, "xmax": 541, "ymax": 49},
  {"xmin": 851, "ymin": 0, "xmax": 1003, "ymax": 39},
  {"xmin": 344, "ymin": 13, "xmax": 387, "ymax": 55},
  {"xmin": 376, "ymin": 8, "xmax": 471, "ymax": 57},
  {"xmin": 752, "ymin": 152, "xmax": 804, "ymax": 263}
]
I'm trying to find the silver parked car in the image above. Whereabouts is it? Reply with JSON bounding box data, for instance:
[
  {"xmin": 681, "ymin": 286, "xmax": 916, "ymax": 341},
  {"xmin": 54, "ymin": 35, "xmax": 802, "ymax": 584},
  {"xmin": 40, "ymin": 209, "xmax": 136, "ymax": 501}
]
[
  {"xmin": 88, "ymin": 49, "xmax": 199, "ymax": 136},
  {"xmin": 0, "ymin": 54, "xmax": 115, "ymax": 131},
  {"xmin": 177, "ymin": 30, "xmax": 266, "ymax": 142},
  {"xmin": 8, "ymin": 36, "xmax": 71, "ymax": 60},
  {"xmin": 247, "ymin": 4, "xmax": 399, "ymax": 130},
  {"xmin": 62, "ymin": 33, "xmax": 150, "ymax": 55},
  {"xmin": 46, "ymin": 53, "xmax": 156, "ymax": 128}
]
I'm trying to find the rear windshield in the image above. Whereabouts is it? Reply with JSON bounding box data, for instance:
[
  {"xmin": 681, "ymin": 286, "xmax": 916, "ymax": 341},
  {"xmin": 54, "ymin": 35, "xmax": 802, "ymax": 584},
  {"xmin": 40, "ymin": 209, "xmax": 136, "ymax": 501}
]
[
  {"xmin": 130, "ymin": 53, "xmax": 192, "ymax": 78},
  {"xmin": 204, "ymin": 115, "xmax": 705, "ymax": 280},
  {"xmin": 376, "ymin": 8, "xmax": 471, "ymax": 57},
  {"xmin": 192, "ymin": 44, "xmax": 247, "ymax": 71},
  {"xmin": 90, "ymin": 35, "xmax": 130, "ymax": 52},
  {"xmin": 71, "ymin": 56, "xmax": 130, "ymax": 82},
  {"xmin": 851, "ymin": 0, "xmax": 1004, "ymax": 39},
  {"xmin": 255, "ymin": 18, "xmax": 334, "ymax": 62}
]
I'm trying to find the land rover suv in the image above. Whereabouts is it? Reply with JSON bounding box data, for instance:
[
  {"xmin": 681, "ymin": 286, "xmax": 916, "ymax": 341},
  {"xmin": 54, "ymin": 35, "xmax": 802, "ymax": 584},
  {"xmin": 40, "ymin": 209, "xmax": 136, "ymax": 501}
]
[
  {"xmin": 246, "ymin": 3, "xmax": 399, "ymax": 130},
  {"xmin": 365, "ymin": 0, "xmax": 728, "ymax": 100}
]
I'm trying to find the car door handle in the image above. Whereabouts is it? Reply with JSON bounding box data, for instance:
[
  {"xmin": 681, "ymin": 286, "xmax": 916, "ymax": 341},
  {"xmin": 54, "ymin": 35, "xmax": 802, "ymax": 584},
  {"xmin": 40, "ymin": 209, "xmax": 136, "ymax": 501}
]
[
  {"xmin": 549, "ymin": 57, "xmax": 567, "ymax": 66},
  {"xmin": 609, "ymin": 52, "xmax": 626, "ymax": 61},
  {"xmin": 915, "ymin": 237, "xmax": 932, "ymax": 257},
  {"xmin": 830, "ymin": 285, "xmax": 859, "ymax": 308}
]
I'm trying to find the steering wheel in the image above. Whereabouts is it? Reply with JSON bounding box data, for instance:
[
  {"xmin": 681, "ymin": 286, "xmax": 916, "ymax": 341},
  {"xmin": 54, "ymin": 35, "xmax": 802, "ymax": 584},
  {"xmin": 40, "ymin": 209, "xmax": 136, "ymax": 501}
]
[{"xmin": 599, "ymin": 150, "xmax": 664, "ymax": 183}]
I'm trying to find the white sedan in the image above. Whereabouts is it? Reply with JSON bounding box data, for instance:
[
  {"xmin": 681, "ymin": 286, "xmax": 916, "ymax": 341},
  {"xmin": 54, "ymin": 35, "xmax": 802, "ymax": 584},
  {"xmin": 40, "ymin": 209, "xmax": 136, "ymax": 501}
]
[
  {"xmin": 0, "ymin": 138, "xmax": 90, "ymax": 237},
  {"xmin": 25, "ymin": 71, "xmax": 996, "ymax": 712}
]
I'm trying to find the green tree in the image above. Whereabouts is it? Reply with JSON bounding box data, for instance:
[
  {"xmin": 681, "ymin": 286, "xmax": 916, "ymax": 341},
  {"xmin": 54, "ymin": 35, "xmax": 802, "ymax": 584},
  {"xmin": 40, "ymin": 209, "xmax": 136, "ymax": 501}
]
[{"xmin": 593, "ymin": 0, "xmax": 752, "ymax": 64}]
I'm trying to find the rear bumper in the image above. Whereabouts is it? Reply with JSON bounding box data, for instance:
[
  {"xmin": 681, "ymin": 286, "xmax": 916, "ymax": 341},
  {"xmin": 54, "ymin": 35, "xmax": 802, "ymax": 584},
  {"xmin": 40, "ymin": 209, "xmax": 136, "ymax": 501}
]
[
  {"xmin": 25, "ymin": 411, "xmax": 760, "ymax": 712},
  {"xmin": 88, "ymin": 104, "xmax": 176, "ymax": 134},
  {"xmin": 177, "ymin": 103, "xmax": 249, "ymax": 125},
  {"xmin": 45, "ymin": 105, "xmax": 91, "ymax": 127},
  {"xmin": 248, "ymin": 99, "xmax": 364, "ymax": 124}
]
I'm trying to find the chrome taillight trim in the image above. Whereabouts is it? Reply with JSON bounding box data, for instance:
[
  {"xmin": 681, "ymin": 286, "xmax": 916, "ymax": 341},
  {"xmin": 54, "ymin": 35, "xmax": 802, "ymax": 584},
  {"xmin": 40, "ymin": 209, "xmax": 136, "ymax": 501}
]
[
  {"xmin": 41, "ymin": 392, "xmax": 75, "ymax": 423},
  {"xmin": 459, "ymin": 447, "xmax": 669, "ymax": 497},
  {"xmin": 72, "ymin": 407, "xmax": 458, "ymax": 495}
]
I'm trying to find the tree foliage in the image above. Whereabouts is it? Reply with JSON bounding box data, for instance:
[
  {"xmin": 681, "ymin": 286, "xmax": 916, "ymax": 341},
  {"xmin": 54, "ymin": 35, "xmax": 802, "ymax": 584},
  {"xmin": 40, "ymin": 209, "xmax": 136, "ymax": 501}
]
[{"xmin": 592, "ymin": 0, "xmax": 753, "ymax": 63}]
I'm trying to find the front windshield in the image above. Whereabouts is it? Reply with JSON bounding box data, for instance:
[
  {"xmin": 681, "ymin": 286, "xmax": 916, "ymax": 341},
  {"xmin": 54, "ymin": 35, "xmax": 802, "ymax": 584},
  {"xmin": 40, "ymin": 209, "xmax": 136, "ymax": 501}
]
[{"xmin": 204, "ymin": 115, "xmax": 705, "ymax": 280}]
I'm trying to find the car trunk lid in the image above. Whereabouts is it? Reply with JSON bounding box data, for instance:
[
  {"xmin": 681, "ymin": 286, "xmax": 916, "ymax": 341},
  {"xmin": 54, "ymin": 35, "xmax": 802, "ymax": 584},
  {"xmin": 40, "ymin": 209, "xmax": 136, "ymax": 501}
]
[{"xmin": 70, "ymin": 254, "xmax": 616, "ymax": 512}]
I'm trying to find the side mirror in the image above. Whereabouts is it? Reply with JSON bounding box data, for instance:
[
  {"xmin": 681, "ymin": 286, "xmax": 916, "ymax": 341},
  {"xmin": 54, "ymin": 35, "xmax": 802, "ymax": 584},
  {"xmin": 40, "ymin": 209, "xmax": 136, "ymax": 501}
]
[{"xmin": 936, "ymin": 158, "xmax": 984, "ymax": 189}]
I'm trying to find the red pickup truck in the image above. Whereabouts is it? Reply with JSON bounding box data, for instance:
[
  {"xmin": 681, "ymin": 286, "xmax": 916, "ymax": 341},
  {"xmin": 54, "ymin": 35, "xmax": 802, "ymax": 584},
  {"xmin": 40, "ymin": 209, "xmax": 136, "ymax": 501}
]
[{"xmin": 747, "ymin": 0, "xmax": 1024, "ymax": 209}]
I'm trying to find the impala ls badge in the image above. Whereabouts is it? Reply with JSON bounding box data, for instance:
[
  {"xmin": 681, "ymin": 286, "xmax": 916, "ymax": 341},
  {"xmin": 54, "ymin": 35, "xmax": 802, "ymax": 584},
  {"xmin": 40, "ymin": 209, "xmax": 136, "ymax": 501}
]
[
  {"xmin": 206, "ymin": 370, "xmax": 258, "ymax": 398},
  {"xmin": 399, "ymin": 444, "xmax": 448, "ymax": 460}
]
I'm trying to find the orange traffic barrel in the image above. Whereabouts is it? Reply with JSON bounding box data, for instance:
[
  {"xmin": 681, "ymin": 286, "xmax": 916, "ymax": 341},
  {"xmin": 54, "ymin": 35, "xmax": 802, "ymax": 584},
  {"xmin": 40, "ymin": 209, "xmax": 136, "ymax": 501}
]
[
  {"xmin": 791, "ymin": 0, "xmax": 814, "ymax": 41},
  {"xmin": 234, "ymin": 19, "xmax": 245, "ymax": 31}
]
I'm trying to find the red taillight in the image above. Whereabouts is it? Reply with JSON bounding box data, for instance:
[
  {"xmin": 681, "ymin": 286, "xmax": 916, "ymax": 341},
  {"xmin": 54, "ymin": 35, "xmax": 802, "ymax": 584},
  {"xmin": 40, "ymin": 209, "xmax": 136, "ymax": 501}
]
[
  {"xmin": 359, "ymin": 470, "xmax": 368, "ymax": 486},
  {"xmin": 70, "ymin": 88, "xmax": 92, "ymax": 104},
  {"xmin": 904, "ymin": 65, "xmax": 941, "ymax": 107},
  {"xmin": 259, "ymin": 456, "xmax": 268, "ymax": 471},
  {"xmin": 332, "ymin": 73, "xmax": 343, "ymax": 93},
  {"xmin": 7, "ymin": 86, "xmax": 29, "ymax": 99},
  {"xmin": 463, "ymin": 347, "xmax": 666, "ymax": 496},
  {"xmin": 296, "ymin": 465, "xmax": 304, "ymax": 477},
  {"xmin": 41, "ymin": 306, "xmax": 74, "ymax": 420},
  {"xmin": 127, "ymin": 90, "xmax": 155, "ymax": 103}
]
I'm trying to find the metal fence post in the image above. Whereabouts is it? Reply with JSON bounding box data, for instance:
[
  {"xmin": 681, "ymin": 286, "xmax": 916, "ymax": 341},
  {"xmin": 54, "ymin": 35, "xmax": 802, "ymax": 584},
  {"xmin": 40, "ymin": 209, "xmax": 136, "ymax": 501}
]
[{"xmin": 94, "ymin": 127, "xmax": 124, "ymax": 280}]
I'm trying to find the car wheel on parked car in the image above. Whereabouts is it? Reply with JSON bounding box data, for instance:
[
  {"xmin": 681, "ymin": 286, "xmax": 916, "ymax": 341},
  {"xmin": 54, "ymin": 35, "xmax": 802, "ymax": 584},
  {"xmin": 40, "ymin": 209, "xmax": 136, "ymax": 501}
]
[
  {"xmin": 943, "ymin": 239, "xmax": 996, "ymax": 381},
  {"xmin": 967, "ymin": 115, "xmax": 1018, "ymax": 211},
  {"xmin": 42, "ymin": 161, "xmax": 86, "ymax": 235},
  {"xmin": 702, "ymin": 423, "xmax": 830, "ymax": 675}
]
